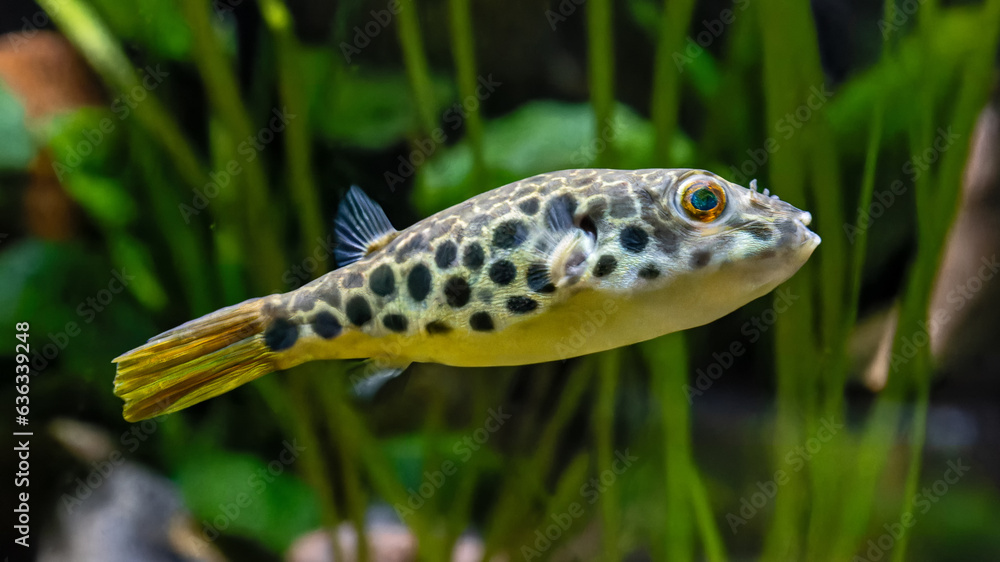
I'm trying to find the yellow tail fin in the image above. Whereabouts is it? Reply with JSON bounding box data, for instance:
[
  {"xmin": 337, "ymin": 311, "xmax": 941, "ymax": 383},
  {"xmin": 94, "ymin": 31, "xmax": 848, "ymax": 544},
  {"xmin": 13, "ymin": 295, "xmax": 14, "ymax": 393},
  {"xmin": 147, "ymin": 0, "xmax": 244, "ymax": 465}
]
[{"xmin": 113, "ymin": 297, "xmax": 278, "ymax": 422}]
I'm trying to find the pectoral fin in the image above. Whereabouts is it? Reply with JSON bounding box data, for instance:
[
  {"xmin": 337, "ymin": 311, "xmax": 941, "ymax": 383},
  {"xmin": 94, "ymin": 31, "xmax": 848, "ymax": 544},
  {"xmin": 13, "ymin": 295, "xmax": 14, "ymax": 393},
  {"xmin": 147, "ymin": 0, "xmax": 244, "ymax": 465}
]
[{"xmin": 348, "ymin": 361, "xmax": 411, "ymax": 400}]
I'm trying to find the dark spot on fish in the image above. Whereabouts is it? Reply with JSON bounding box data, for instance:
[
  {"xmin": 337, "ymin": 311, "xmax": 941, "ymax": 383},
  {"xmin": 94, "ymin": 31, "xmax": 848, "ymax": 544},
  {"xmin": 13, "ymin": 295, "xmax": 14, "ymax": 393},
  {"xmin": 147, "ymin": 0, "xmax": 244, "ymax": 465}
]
[
  {"xmin": 745, "ymin": 223, "xmax": 774, "ymax": 242},
  {"xmin": 407, "ymin": 264, "xmax": 432, "ymax": 301},
  {"xmin": 369, "ymin": 264, "xmax": 395, "ymax": 296},
  {"xmin": 637, "ymin": 189, "xmax": 672, "ymax": 234},
  {"xmin": 291, "ymin": 291, "xmax": 318, "ymax": 313},
  {"xmin": 493, "ymin": 220, "xmax": 529, "ymax": 249},
  {"xmin": 435, "ymin": 241, "xmax": 458, "ymax": 269},
  {"xmin": 506, "ymin": 296, "xmax": 539, "ymax": 314},
  {"xmin": 639, "ymin": 265, "xmax": 661, "ymax": 279},
  {"xmin": 470, "ymin": 311, "xmax": 495, "ymax": 331},
  {"xmin": 444, "ymin": 276, "xmax": 472, "ymax": 308},
  {"xmin": 518, "ymin": 197, "xmax": 540, "ymax": 215},
  {"xmin": 620, "ymin": 226, "xmax": 649, "ymax": 253},
  {"xmin": 312, "ymin": 311, "xmax": 342, "ymax": 339},
  {"xmin": 610, "ymin": 197, "xmax": 636, "ymax": 218},
  {"xmin": 585, "ymin": 197, "xmax": 608, "ymax": 220},
  {"xmin": 526, "ymin": 263, "xmax": 556, "ymax": 293},
  {"xmin": 513, "ymin": 185, "xmax": 535, "ymax": 198},
  {"xmin": 489, "ymin": 260, "xmax": 517, "ymax": 285},
  {"xmin": 546, "ymin": 193, "xmax": 577, "ymax": 231},
  {"xmin": 346, "ymin": 296, "xmax": 373, "ymax": 326},
  {"xmin": 593, "ymin": 254, "xmax": 617, "ymax": 277},
  {"xmin": 777, "ymin": 221, "xmax": 798, "ymax": 244},
  {"xmin": 395, "ymin": 234, "xmax": 427, "ymax": 263},
  {"xmin": 264, "ymin": 318, "xmax": 298, "ymax": 351},
  {"xmin": 320, "ymin": 286, "xmax": 341, "ymax": 308},
  {"xmin": 654, "ymin": 225, "xmax": 680, "ymax": 255},
  {"xmin": 343, "ymin": 272, "xmax": 364, "ymax": 288},
  {"xmin": 462, "ymin": 243, "xmax": 485, "ymax": 269},
  {"xmin": 691, "ymin": 250, "xmax": 711, "ymax": 269},
  {"xmin": 465, "ymin": 215, "xmax": 491, "ymax": 237},
  {"xmin": 382, "ymin": 314, "xmax": 408, "ymax": 333},
  {"xmin": 426, "ymin": 320, "xmax": 452, "ymax": 334},
  {"xmin": 262, "ymin": 299, "xmax": 282, "ymax": 318}
]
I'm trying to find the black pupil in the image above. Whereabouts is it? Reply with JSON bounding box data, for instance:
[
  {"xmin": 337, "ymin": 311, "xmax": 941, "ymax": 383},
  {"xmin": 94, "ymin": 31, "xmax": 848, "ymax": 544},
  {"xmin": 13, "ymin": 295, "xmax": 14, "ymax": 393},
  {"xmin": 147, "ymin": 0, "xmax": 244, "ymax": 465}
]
[{"xmin": 691, "ymin": 188, "xmax": 718, "ymax": 212}]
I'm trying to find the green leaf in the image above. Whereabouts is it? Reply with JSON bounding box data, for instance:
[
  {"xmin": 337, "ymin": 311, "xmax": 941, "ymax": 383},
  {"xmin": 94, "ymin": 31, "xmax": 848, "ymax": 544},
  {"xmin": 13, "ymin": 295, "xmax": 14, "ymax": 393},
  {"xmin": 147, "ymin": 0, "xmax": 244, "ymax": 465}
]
[
  {"xmin": 62, "ymin": 173, "xmax": 137, "ymax": 228},
  {"xmin": 313, "ymin": 69, "xmax": 455, "ymax": 149},
  {"xmin": 175, "ymin": 447, "xmax": 320, "ymax": 553},
  {"xmin": 109, "ymin": 235, "xmax": 168, "ymax": 311},
  {"xmin": 87, "ymin": 0, "xmax": 192, "ymax": 60},
  {"xmin": 45, "ymin": 108, "xmax": 122, "ymax": 177}
]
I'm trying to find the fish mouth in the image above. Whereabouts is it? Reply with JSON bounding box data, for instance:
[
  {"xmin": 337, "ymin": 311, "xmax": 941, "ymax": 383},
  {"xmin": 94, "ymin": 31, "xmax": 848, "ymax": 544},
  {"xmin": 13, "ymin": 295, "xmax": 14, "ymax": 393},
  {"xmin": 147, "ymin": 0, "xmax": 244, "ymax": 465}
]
[{"xmin": 797, "ymin": 215, "xmax": 821, "ymax": 249}]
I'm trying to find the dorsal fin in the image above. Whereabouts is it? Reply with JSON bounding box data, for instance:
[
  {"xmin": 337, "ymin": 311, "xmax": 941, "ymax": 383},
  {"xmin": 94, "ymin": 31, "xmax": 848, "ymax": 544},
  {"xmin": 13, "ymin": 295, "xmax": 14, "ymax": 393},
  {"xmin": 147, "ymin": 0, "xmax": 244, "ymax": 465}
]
[{"xmin": 334, "ymin": 186, "xmax": 400, "ymax": 267}]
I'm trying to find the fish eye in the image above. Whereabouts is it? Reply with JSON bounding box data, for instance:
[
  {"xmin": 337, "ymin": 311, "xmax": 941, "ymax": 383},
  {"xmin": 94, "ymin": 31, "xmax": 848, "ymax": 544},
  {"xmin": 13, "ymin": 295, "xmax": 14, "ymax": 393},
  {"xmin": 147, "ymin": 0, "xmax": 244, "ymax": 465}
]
[{"xmin": 680, "ymin": 180, "xmax": 726, "ymax": 222}]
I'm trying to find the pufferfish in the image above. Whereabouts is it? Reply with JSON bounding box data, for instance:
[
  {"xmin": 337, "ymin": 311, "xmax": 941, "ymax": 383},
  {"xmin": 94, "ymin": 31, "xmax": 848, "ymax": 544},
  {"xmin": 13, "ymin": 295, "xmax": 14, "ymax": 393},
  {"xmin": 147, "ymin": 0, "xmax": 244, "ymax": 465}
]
[{"xmin": 113, "ymin": 168, "xmax": 820, "ymax": 421}]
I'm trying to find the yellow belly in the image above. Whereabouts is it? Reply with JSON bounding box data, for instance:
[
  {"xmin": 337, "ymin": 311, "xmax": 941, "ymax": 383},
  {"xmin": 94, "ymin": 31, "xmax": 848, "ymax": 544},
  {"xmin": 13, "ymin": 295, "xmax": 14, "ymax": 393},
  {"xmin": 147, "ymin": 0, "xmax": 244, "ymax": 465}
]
[{"xmin": 398, "ymin": 262, "xmax": 787, "ymax": 366}]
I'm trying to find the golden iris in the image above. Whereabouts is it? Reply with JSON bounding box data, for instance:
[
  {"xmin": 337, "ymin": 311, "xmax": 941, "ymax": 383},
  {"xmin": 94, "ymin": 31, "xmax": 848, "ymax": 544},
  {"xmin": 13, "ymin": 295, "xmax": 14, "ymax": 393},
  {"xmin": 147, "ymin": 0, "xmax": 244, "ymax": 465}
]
[{"xmin": 681, "ymin": 181, "xmax": 726, "ymax": 222}]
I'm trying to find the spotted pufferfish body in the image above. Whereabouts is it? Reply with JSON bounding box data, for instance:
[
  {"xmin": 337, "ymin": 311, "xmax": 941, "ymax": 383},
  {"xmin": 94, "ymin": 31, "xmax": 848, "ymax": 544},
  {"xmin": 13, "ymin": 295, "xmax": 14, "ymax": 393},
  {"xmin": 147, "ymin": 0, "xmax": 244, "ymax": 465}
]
[{"xmin": 113, "ymin": 168, "xmax": 820, "ymax": 421}]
